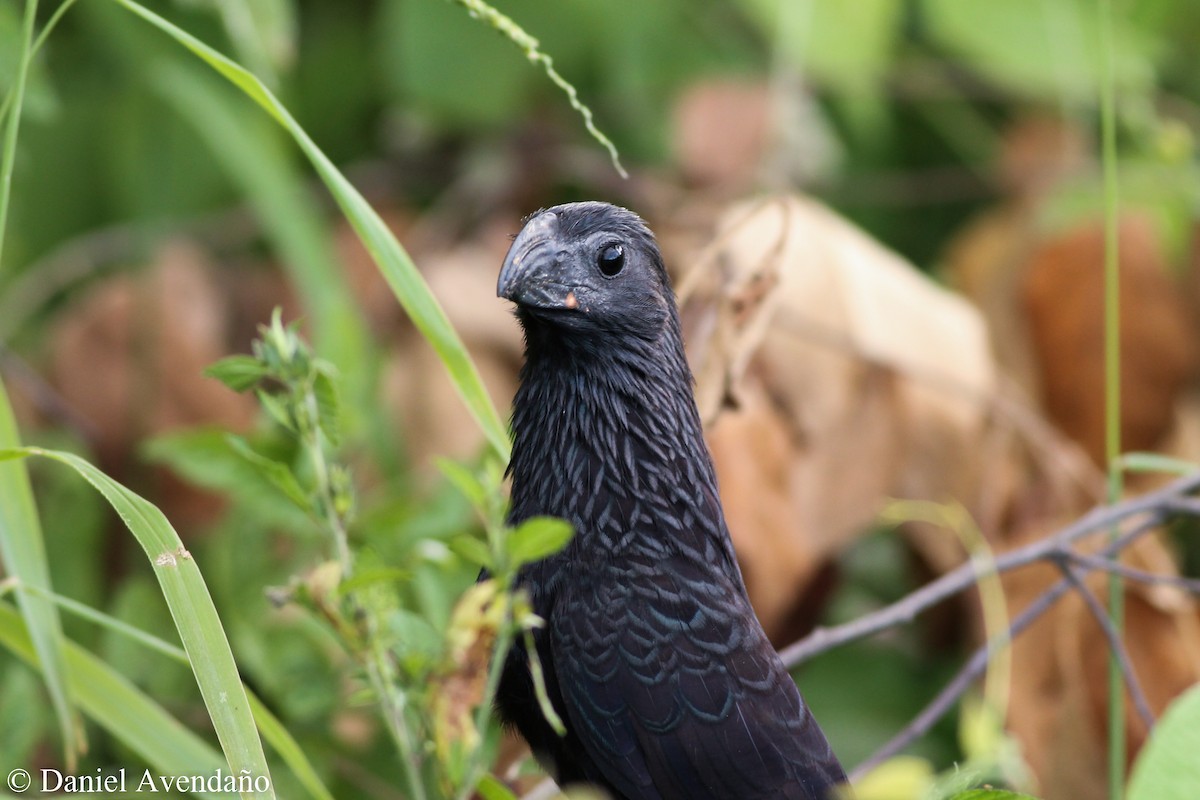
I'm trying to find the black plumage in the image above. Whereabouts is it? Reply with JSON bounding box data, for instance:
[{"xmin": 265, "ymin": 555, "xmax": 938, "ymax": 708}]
[{"xmin": 495, "ymin": 202, "xmax": 847, "ymax": 799}]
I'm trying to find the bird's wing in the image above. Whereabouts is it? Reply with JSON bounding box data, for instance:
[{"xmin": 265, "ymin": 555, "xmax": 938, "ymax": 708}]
[{"xmin": 552, "ymin": 555, "xmax": 845, "ymax": 800}]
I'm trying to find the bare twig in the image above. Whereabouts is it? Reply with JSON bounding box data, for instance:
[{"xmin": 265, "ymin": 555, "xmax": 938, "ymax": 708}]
[
  {"xmin": 780, "ymin": 469, "xmax": 1200, "ymax": 669},
  {"xmin": 1064, "ymin": 551, "xmax": 1200, "ymax": 594},
  {"xmin": 845, "ymin": 513, "xmax": 1170, "ymax": 779},
  {"xmin": 1058, "ymin": 563, "xmax": 1155, "ymax": 731},
  {"xmin": 849, "ymin": 572, "xmax": 1072, "ymax": 781}
]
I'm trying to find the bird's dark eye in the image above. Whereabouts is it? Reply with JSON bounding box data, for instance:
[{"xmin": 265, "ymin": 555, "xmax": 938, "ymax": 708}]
[{"xmin": 597, "ymin": 243, "xmax": 625, "ymax": 277}]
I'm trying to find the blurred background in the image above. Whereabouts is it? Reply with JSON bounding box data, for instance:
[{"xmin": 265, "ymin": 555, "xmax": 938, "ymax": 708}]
[{"xmin": 2, "ymin": 0, "xmax": 1200, "ymax": 798}]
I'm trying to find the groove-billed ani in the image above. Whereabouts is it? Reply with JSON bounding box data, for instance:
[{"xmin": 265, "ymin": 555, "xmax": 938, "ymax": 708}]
[{"xmin": 495, "ymin": 202, "xmax": 847, "ymax": 799}]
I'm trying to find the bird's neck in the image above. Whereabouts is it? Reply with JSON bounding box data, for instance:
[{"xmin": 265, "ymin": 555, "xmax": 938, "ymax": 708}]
[{"xmin": 506, "ymin": 318, "xmax": 729, "ymax": 564}]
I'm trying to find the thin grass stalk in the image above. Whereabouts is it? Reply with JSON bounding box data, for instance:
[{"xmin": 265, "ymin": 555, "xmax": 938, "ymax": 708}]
[
  {"xmin": 0, "ymin": 0, "xmax": 38, "ymax": 274},
  {"xmin": 7, "ymin": 582, "xmax": 335, "ymax": 800},
  {"xmin": 1098, "ymin": 0, "xmax": 1125, "ymax": 797},
  {"xmin": 0, "ymin": 0, "xmax": 82, "ymax": 768},
  {"xmin": 0, "ymin": 0, "xmax": 81, "ymax": 131}
]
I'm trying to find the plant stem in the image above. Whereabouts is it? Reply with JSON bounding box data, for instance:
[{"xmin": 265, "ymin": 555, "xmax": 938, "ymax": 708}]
[
  {"xmin": 1098, "ymin": 0, "xmax": 1125, "ymax": 797},
  {"xmin": 0, "ymin": 0, "xmax": 81, "ymax": 131},
  {"xmin": 449, "ymin": 0, "xmax": 627, "ymax": 179},
  {"xmin": 0, "ymin": 0, "xmax": 39, "ymax": 277},
  {"xmin": 297, "ymin": 380, "xmax": 427, "ymax": 800},
  {"xmin": 302, "ymin": 387, "xmax": 353, "ymax": 574},
  {"xmin": 368, "ymin": 647, "xmax": 429, "ymax": 800}
]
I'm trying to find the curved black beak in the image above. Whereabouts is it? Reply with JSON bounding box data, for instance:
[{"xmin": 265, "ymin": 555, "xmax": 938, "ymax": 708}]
[{"xmin": 498, "ymin": 211, "xmax": 579, "ymax": 311}]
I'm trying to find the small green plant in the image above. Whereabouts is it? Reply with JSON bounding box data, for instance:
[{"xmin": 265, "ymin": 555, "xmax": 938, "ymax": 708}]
[{"xmin": 207, "ymin": 310, "xmax": 572, "ymax": 799}]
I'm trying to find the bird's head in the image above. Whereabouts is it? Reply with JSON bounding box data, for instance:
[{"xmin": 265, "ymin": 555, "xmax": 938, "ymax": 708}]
[{"xmin": 498, "ymin": 202, "xmax": 673, "ymax": 341}]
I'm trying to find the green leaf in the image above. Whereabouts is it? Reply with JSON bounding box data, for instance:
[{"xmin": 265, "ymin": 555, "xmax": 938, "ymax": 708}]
[
  {"xmin": 524, "ymin": 626, "xmax": 565, "ymax": 735},
  {"xmin": 112, "ymin": 0, "xmax": 512, "ymax": 461},
  {"xmin": 507, "ymin": 517, "xmax": 573, "ymax": 568},
  {"xmin": 244, "ymin": 692, "xmax": 335, "ymax": 800},
  {"xmin": 141, "ymin": 429, "xmax": 310, "ymax": 530},
  {"xmin": 450, "ymin": 534, "xmax": 495, "ymax": 571},
  {"xmin": 0, "ymin": 603, "xmax": 224, "ymax": 791},
  {"xmin": 389, "ymin": 608, "xmax": 444, "ymax": 662},
  {"xmin": 475, "ymin": 774, "xmax": 520, "ymax": 800},
  {"xmin": 1127, "ymin": 683, "xmax": 1200, "ymax": 800},
  {"xmin": 0, "ymin": 383, "xmax": 78, "ymax": 766},
  {"xmin": 739, "ymin": 0, "xmax": 902, "ymax": 91},
  {"xmin": 921, "ymin": 0, "xmax": 1155, "ymax": 101},
  {"xmin": 14, "ymin": 585, "xmax": 335, "ymax": 800},
  {"xmin": 437, "ymin": 458, "xmax": 488, "ymax": 511},
  {"xmin": 944, "ymin": 791, "xmax": 1039, "ymax": 800},
  {"xmin": 205, "ymin": 355, "xmax": 269, "ymax": 392},
  {"xmin": 199, "ymin": 0, "xmax": 296, "ymax": 86},
  {"xmin": 852, "ymin": 755, "xmax": 935, "ymax": 799},
  {"xmin": 256, "ymin": 388, "xmax": 296, "ymax": 433},
  {"xmin": 312, "ymin": 367, "xmax": 341, "ymax": 447},
  {"xmin": 225, "ymin": 434, "xmax": 312, "ymax": 514},
  {"xmin": 0, "ymin": 447, "xmax": 275, "ymax": 798},
  {"xmin": 1117, "ymin": 452, "xmax": 1200, "ymax": 477},
  {"xmin": 337, "ymin": 566, "xmax": 410, "ymax": 596}
]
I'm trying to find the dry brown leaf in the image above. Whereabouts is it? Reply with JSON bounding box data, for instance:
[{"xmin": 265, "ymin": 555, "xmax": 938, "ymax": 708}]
[
  {"xmin": 678, "ymin": 194, "xmax": 996, "ymax": 635},
  {"xmin": 945, "ymin": 115, "xmax": 1091, "ymax": 406},
  {"xmin": 431, "ymin": 581, "xmax": 505, "ymax": 765},
  {"xmin": 1001, "ymin": 520, "xmax": 1200, "ymax": 800},
  {"xmin": 47, "ymin": 243, "xmax": 256, "ymax": 526},
  {"xmin": 943, "ymin": 204, "xmax": 1044, "ymax": 397},
  {"xmin": 1022, "ymin": 215, "xmax": 1199, "ymax": 466}
]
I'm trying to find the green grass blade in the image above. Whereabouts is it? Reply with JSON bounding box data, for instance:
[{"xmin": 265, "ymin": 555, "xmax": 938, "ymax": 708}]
[
  {"xmin": 111, "ymin": 0, "xmax": 512, "ymax": 461},
  {"xmin": 0, "ymin": 383, "xmax": 79, "ymax": 765},
  {"xmin": 0, "ymin": 0, "xmax": 38, "ymax": 274},
  {"xmin": 0, "ymin": 446, "xmax": 274, "ymax": 799},
  {"xmin": 0, "ymin": 603, "xmax": 224, "ymax": 797},
  {"xmin": 150, "ymin": 61, "xmax": 373, "ymax": 416},
  {"xmin": 19, "ymin": 584, "xmax": 336, "ymax": 800},
  {"xmin": 1117, "ymin": 452, "xmax": 1200, "ymax": 477},
  {"xmin": 1098, "ymin": 0, "xmax": 1125, "ymax": 796},
  {"xmin": 0, "ymin": 0, "xmax": 81, "ymax": 132},
  {"xmin": 245, "ymin": 693, "xmax": 335, "ymax": 800},
  {"xmin": 84, "ymin": 3, "xmax": 372, "ymax": 418}
]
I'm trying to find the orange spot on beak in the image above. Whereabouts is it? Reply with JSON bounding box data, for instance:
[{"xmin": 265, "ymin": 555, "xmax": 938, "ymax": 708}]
[{"xmin": 565, "ymin": 290, "xmax": 578, "ymax": 310}]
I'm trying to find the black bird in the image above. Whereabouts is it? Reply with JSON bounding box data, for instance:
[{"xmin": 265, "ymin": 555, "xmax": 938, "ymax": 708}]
[{"xmin": 496, "ymin": 202, "xmax": 847, "ymax": 800}]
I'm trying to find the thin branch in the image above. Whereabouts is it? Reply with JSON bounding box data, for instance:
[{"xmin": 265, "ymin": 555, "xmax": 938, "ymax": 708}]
[
  {"xmin": 1162, "ymin": 496, "xmax": 1200, "ymax": 516},
  {"xmin": 1058, "ymin": 563, "xmax": 1155, "ymax": 731},
  {"xmin": 849, "ymin": 573, "xmax": 1071, "ymax": 781},
  {"xmin": 846, "ymin": 514, "xmax": 1166, "ymax": 779},
  {"xmin": 1064, "ymin": 551, "xmax": 1200, "ymax": 594},
  {"xmin": 781, "ymin": 469, "xmax": 1200, "ymax": 669}
]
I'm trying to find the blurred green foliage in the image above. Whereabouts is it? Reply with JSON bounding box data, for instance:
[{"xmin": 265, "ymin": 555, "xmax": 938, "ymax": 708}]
[
  {"xmin": 1, "ymin": 0, "xmax": 1196, "ymax": 281},
  {"xmin": 1, "ymin": 0, "xmax": 1199, "ymax": 798}
]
